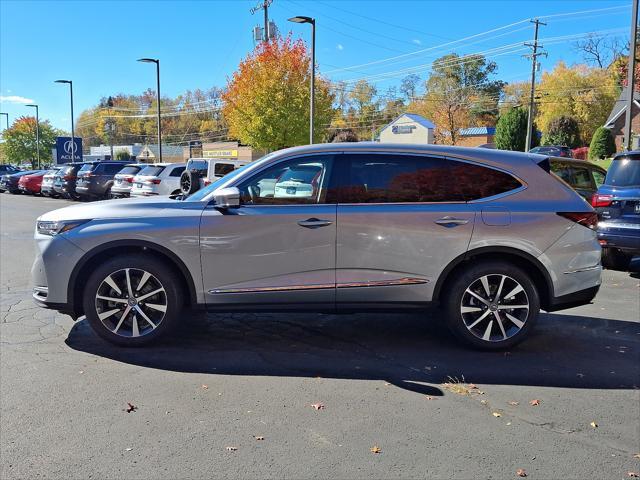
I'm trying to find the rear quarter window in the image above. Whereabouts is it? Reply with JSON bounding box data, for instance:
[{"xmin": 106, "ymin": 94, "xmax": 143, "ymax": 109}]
[{"xmin": 138, "ymin": 166, "xmax": 165, "ymax": 176}]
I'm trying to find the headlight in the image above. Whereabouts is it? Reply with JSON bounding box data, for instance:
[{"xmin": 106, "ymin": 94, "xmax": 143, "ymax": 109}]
[{"xmin": 37, "ymin": 219, "xmax": 90, "ymax": 236}]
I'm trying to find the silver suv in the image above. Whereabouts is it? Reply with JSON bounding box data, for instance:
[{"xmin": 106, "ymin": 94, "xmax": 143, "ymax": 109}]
[{"xmin": 32, "ymin": 144, "xmax": 601, "ymax": 349}]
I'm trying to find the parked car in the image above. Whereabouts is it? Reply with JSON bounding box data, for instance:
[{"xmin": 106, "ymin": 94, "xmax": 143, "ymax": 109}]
[
  {"xmin": 75, "ymin": 161, "xmax": 130, "ymax": 200},
  {"xmin": 1, "ymin": 170, "xmax": 40, "ymax": 194},
  {"xmin": 0, "ymin": 164, "xmax": 21, "ymax": 175},
  {"xmin": 40, "ymin": 167, "xmax": 63, "ymax": 198},
  {"xmin": 18, "ymin": 170, "xmax": 47, "ymax": 194},
  {"xmin": 180, "ymin": 158, "xmax": 247, "ymax": 195},
  {"xmin": 549, "ymin": 157, "xmax": 606, "ymax": 201},
  {"xmin": 130, "ymin": 163, "xmax": 186, "ymax": 197},
  {"xmin": 111, "ymin": 163, "xmax": 148, "ymax": 198},
  {"xmin": 53, "ymin": 163, "xmax": 87, "ymax": 199},
  {"xmin": 591, "ymin": 151, "xmax": 640, "ymax": 270},
  {"xmin": 32, "ymin": 144, "xmax": 601, "ymax": 350},
  {"xmin": 530, "ymin": 145, "xmax": 573, "ymax": 158}
]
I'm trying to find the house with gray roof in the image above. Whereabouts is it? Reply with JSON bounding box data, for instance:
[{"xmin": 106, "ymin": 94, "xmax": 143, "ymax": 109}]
[
  {"xmin": 379, "ymin": 113, "xmax": 435, "ymax": 144},
  {"xmin": 604, "ymin": 87, "xmax": 640, "ymax": 151}
]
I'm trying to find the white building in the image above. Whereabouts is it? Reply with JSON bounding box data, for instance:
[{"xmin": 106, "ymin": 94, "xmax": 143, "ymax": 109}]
[
  {"xmin": 89, "ymin": 144, "xmax": 145, "ymax": 159},
  {"xmin": 379, "ymin": 113, "xmax": 435, "ymax": 144}
]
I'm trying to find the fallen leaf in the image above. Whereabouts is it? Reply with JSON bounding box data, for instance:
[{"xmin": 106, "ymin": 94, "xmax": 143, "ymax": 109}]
[
  {"xmin": 492, "ymin": 412, "xmax": 502, "ymax": 417},
  {"xmin": 529, "ymin": 399, "xmax": 540, "ymax": 406},
  {"xmin": 125, "ymin": 402, "xmax": 137, "ymax": 413},
  {"xmin": 253, "ymin": 436, "xmax": 265, "ymax": 441},
  {"xmin": 468, "ymin": 384, "xmax": 478, "ymax": 390},
  {"xmin": 590, "ymin": 421, "xmax": 598, "ymax": 428},
  {"xmin": 370, "ymin": 446, "xmax": 381, "ymax": 454},
  {"xmin": 78, "ymin": 370, "xmax": 84, "ymax": 374},
  {"xmin": 311, "ymin": 403, "xmax": 325, "ymax": 410},
  {"xmin": 634, "ymin": 453, "xmax": 640, "ymax": 458},
  {"xmin": 384, "ymin": 382, "xmax": 391, "ymax": 386},
  {"xmin": 628, "ymin": 473, "xmax": 639, "ymax": 478},
  {"xmin": 506, "ymin": 422, "xmax": 512, "ymax": 426},
  {"xmin": 516, "ymin": 468, "xmax": 527, "ymax": 477},
  {"xmin": 480, "ymin": 400, "xmax": 488, "ymax": 405},
  {"xmin": 125, "ymin": 448, "xmax": 133, "ymax": 452},
  {"xmin": 201, "ymin": 384, "xmax": 208, "ymax": 390},
  {"xmin": 225, "ymin": 446, "xmax": 237, "ymax": 452},
  {"xmin": 508, "ymin": 401, "xmax": 519, "ymax": 406},
  {"xmin": 425, "ymin": 396, "xmax": 436, "ymax": 400}
]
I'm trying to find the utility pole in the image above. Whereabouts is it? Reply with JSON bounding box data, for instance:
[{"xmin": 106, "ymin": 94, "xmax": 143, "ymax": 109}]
[
  {"xmin": 624, "ymin": 0, "xmax": 639, "ymax": 150},
  {"xmin": 250, "ymin": 0, "xmax": 273, "ymax": 41},
  {"xmin": 524, "ymin": 19, "xmax": 546, "ymax": 152}
]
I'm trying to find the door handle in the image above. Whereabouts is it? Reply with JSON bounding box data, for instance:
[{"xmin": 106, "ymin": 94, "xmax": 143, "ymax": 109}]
[
  {"xmin": 298, "ymin": 218, "xmax": 333, "ymax": 228},
  {"xmin": 434, "ymin": 216, "xmax": 469, "ymax": 227}
]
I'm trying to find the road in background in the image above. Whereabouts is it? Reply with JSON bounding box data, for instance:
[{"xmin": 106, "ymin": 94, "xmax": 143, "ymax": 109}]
[{"xmin": 1, "ymin": 193, "xmax": 639, "ymax": 479}]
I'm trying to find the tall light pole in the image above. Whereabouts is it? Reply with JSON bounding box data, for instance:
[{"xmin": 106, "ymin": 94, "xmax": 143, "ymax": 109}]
[
  {"xmin": 55, "ymin": 80, "xmax": 75, "ymax": 161},
  {"xmin": 0, "ymin": 112, "xmax": 8, "ymax": 130},
  {"xmin": 138, "ymin": 58, "xmax": 162, "ymax": 162},
  {"xmin": 288, "ymin": 16, "xmax": 316, "ymax": 144},
  {"xmin": 624, "ymin": 0, "xmax": 639, "ymax": 150},
  {"xmin": 25, "ymin": 104, "xmax": 40, "ymax": 168}
]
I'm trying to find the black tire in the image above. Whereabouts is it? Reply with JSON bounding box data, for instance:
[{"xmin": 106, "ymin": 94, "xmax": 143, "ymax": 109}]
[
  {"xmin": 601, "ymin": 247, "xmax": 632, "ymax": 271},
  {"xmin": 82, "ymin": 254, "xmax": 182, "ymax": 347},
  {"xmin": 180, "ymin": 170, "xmax": 200, "ymax": 195},
  {"xmin": 103, "ymin": 187, "xmax": 113, "ymax": 200},
  {"xmin": 442, "ymin": 261, "xmax": 540, "ymax": 350}
]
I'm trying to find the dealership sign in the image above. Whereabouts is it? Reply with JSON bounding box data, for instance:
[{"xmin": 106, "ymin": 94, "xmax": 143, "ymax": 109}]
[
  {"xmin": 55, "ymin": 137, "xmax": 83, "ymax": 164},
  {"xmin": 203, "ymin": 149, "xmax": 238, "ymax": 158},
  {"xmin": 392, "ymin": 125, "xmax": 416, "ymax": 134}
]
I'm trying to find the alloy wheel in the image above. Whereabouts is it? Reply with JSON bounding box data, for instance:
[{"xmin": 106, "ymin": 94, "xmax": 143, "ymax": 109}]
[
  {"xmin": 94, "ymin": 268, "xmax": 167, "ymax": 338},
  {"xmin": 460, "ymin": 274, "xmax": 529, "ymax": 342}
]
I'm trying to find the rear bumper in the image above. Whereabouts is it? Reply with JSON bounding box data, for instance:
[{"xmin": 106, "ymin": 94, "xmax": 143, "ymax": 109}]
[
  {"xmin": 597, "ymin": 224, "xmax": 640, "ymax": 254},
  {"xmin": 545, "ymin": 284, "xmax": 601, "ymax": 312}
]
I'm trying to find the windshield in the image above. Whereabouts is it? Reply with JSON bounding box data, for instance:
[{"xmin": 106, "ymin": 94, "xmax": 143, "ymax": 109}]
[
  {"xmin": 138, "ymin": 165, "xmax": 165, "ymax": 177},
  {"xmin": 605, "ymin": 157, "xmax": 640, "ymax": 187},
  {"xmin": 117, "ymin": 166, "xmax": 142, "ymax": 175}
]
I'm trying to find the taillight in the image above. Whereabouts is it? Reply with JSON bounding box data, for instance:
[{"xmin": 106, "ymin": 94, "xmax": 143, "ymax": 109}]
[
  {"xmin": 125, "ymin": 177, "xmax": 133, "ymax": 183},
  {"xmin": 203, "ymin": 178, "xmax": 212, "ymax": 186},
  {"xmin": 557, "ymin": 212, "xmax": 598, "ymax": 230},
  {"xmin": 591, "ymin": 193, "xmax": 613, "ymax": 207},
  {"xmin": 145, "ymin": 178, "xmax": 161, "ymax": 185},
  {"xmin": 63, "ymin": 175, "xmax": 76, "ymax": 181}
]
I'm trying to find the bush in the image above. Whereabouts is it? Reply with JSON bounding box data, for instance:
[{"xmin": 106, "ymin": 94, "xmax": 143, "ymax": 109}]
[
  {"xmin": 115, "ymin": 149, "xmax": 131, "ymax": 161},
  {"xmin": 495, "ymin": 108, "xmax": 538, "ymax": 151},
  {"xmin": 572, "ymin": 146, "xmax": 589, "ymax": 160},
  {"xmin": 588, "ymin": 127, "xmax": 616, "ymax": 160},
  {"xmin": 542, "ymin": 116, "xmax": 581, "ymax": 149}
]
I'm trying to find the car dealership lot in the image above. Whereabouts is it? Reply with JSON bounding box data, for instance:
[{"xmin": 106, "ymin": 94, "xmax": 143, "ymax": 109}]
[{"xmin": 1, "ymin": 193, "xmax": 639, "ymax": 479}]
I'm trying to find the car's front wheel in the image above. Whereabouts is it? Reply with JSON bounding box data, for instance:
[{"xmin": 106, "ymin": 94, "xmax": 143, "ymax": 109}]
[
  {"xmin": 82, "ymin": 255, "xmax": 181, "ymax": 346},
  {"xmin": 443, "ymin": 261, "xmax": 540, "ymax": 350}
]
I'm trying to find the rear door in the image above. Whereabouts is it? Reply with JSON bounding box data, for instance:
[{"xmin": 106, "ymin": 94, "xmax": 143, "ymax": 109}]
[{"xmin": 333, "ymin": 152, "xmax": 476, "ymax": 306}]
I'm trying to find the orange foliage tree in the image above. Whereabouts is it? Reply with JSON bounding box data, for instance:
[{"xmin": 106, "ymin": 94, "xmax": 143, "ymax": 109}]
[{"xmin": 222, "ymin": 36, "xmax": 334, "ymax": 150}]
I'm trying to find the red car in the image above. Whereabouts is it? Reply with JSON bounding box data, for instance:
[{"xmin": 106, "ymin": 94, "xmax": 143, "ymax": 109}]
[{"xmin": 18, "ymin": 170, "xmax": 46, "ymax": 194}]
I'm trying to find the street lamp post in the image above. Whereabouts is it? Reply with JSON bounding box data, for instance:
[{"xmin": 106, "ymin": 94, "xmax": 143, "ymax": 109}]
[
  {"xmin": 288, "ymin": 16, "xmax": 316, "ymax": 145},
  {"xmin": 55, "ymin": 80, "xmax": 75, "ymax": 161},
  {"xmin": 0, "ymin": 112, "xmax": 8, "ymax": 130},
  {"xmin": 25, "ymin": 104, "xmax": 40, "ymax": 168},
  {"xmin": 138, "ymin": 58, "xmax": 162, "ymax": 162}
]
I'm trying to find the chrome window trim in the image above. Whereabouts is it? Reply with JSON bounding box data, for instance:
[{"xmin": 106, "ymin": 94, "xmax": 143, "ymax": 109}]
[{"xmin": 209, "ymin": 277, "xmax": 428, "ymax": 294}]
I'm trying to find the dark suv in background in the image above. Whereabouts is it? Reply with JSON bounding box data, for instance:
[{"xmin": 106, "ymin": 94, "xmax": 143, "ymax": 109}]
[
  {"xmin": 592, "ymin": 151, "xmax": 640, "ymax": 270},
  {"xmin": 530, "ymin": 145, "xmax": 573, "ymax": 158},
  {"xmin": 75, "ymin": 161, "xmax": 129, "ymax": 200}
]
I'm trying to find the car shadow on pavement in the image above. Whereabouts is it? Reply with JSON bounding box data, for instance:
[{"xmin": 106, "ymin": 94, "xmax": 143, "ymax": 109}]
[{"xmin": 65, "ymin": 308, "xmax": 640, "ymax": 396}]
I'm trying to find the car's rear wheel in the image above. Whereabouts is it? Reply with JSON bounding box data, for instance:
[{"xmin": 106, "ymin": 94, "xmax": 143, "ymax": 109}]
[
  {"xmin": 601, "ymin": 247, "xmax": 632, "ymax": 271},
  {"xmin": 83, "ymin": 255, "xmax": 181, "ymax": 346},
  {"xmin": 443, "ymin": 261, "xmax": 540, "ymax": 350}
]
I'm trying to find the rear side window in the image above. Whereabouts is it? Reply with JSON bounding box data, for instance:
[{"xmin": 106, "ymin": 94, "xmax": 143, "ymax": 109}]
[
  {"xmin": 550, "ymin": 161, "xmax": 573, "ymax": 184},
  {"xmin": 78, "ymin": 163, "xmax": 95, "ymax": 173},
  {"xmin": 214, "ymin": 163, "xmax": 235, "ymax": 176},
  {"xmin": 571, "ymin": 167, "xmax": 594, "ymax": 189},
  {"xmin": 188, "ymin": 160, "xmax": 208, "ymax": 171},
  {"xmin": 605, "ymin": 157, "xmax": 640, "ymax": 187},
  {"xmin": 169, "ymin": 166, "xmax": 186, "ymax": 177},
  {"xmin": 592, "ymin": 169, "xmax": 605, "ymax": 187},
  {"xmin": 104, "ymin": 163, "xmax": 126, "ymax": 174},
  {"xmin": 138, "ymin": 166, "xmax": 165, "ymax": 176},
  {"xmin": 332, "ymin": 154, "xmax": 521, "ymax": 203}
]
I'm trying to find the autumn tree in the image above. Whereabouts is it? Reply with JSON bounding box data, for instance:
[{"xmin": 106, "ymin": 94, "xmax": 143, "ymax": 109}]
[
  {"xmin": 2, "ymin": 116, "xmax": 63, "ymax": 167},
  {"xmin": 411, "ymin": 53, "xmax": 504, "ymax": 144},
  {"xmin": 535, "ymin": 62, "xmax": 618, "ymax": 144},
  {"xmin": 222, "ymin": 36, "xmax": 334, "ymax": 150},
  {"xmin": 495, "ymin": 107, "xmax": 535, "ymax": 151}
]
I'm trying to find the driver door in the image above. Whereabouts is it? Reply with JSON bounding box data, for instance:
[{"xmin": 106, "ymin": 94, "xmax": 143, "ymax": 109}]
[{"xmin": 199, "ymin": 154, "xmax": 337, "ymax": 308}]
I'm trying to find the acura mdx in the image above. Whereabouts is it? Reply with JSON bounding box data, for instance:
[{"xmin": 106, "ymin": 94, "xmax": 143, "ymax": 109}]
[{"xmin": 32, "ymin": 144, "xmax": 602, "ymax": 350}]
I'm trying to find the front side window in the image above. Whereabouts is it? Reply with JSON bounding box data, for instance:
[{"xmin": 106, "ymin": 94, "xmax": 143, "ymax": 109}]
[
  {"xmin": 333, "ymin": 154, "xmax": 521, "ymax": 203},
  {"xmin": 238, "ymin": 155, "xmax": 333, "ymax": 205}
]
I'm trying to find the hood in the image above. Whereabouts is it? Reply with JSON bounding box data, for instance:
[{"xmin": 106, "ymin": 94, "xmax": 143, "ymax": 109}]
[{"xmin": 38, "ymin": 195, "xmax": 206, "ymax": 222}]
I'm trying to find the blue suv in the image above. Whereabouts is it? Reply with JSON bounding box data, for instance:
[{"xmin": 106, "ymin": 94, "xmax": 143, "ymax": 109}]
[{"xmin": 592, "ymin": 151, "xmax": 640, "ymax": 270}]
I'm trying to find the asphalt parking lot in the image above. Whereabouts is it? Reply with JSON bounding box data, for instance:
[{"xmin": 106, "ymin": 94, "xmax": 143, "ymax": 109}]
[{"xmin": 1, "ymin": 193, "xmax": 639, "ymax": 479}]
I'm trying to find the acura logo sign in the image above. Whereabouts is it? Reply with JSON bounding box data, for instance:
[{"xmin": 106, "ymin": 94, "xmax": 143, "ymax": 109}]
[{"xmin": 63, "ymin": 140, "xmax": 77, "ymax": 155}]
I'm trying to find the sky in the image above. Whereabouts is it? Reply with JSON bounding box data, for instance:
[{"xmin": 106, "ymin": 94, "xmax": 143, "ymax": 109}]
[{"xmin": 0, "ymin": 0, "xmax": 633, "ymax": 132}]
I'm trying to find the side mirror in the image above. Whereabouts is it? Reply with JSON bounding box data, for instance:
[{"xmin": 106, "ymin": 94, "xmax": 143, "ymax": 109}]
[{"xmin": 212, "ymin": 187, "xmax": 240, "ymax": 209}]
